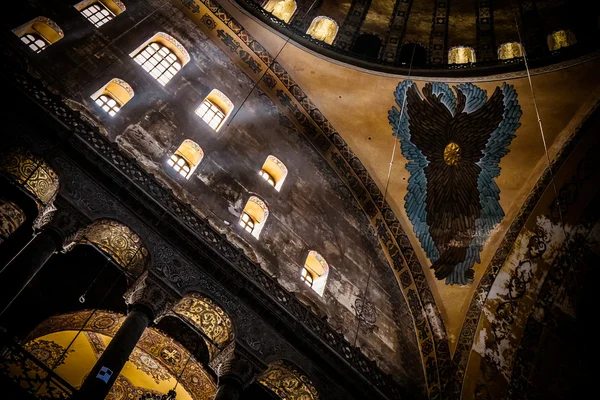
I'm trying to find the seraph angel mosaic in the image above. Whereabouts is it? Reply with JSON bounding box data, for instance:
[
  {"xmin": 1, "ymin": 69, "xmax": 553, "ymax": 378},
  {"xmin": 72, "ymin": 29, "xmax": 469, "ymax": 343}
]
[{"xmin": 388, "ymin": 81, "xmax": 522, "ymax": 285}]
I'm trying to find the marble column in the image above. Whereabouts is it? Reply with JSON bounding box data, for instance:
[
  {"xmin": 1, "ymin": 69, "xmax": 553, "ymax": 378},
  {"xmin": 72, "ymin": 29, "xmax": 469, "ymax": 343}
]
[{"xmin": 75, "ymin": 272, "xmax": 174, "ymax": 400}]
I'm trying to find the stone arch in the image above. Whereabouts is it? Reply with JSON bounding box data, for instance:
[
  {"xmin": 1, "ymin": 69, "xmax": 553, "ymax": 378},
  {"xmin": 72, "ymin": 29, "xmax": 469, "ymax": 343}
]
[
  {"xmin": 170, "ymin": 292, "xmax": 235, "ymax": 359},
  {"xmin": 0, "ymin": 148, "xmax": 60, "ymax": 209},
  {"xmin": 258, "ymin": 359, "xmax": 319, "ymax": 399},
  {"xmin": 71, "ymin": 218, "xmax": 150, "ymax": 278}
]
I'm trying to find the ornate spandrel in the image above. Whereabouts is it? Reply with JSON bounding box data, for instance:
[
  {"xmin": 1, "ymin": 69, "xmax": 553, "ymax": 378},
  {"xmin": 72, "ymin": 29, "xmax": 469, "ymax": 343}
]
[
  {"xmin": 258, "ymin": 360, "xmax": 319, "ymax": 399},
  {"xmin": 0, "ymin": 148, "xmax": 59, "ymax": 207}
]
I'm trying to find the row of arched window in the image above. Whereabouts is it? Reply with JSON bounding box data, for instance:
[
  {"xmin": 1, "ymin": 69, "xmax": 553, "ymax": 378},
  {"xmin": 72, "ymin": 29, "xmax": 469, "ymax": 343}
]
[
  {"xmin": 448, "ymin": 30, "xmax": 577, "ymax": 64},
  {"xmin": 11, "ymin": 2, "xmax": 332, "ymax": 296}
]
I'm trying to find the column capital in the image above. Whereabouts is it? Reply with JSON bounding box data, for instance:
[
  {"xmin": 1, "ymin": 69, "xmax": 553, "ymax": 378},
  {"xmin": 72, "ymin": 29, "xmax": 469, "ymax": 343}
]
[
  {"xmin": 33, "ymin": 197, "xmax": 90, "ymax": 249},
  {"xmin": 124, "ymin": 272, "xmax": 176, "ymax": 322},
  {"xmin": 210, "ymin": 343, "xmax": 264, "ymax": 388}
]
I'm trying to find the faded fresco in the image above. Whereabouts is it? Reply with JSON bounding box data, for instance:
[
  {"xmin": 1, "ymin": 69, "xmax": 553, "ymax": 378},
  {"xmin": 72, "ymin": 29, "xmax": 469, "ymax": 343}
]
[{"xmin": 389, "ymin": 81, "xmax": 522, "ymax": 285}]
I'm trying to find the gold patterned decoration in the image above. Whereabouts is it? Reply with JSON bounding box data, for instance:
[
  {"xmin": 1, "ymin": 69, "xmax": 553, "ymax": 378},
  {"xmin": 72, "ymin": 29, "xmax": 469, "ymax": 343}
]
[
  {"xmin": 26, "ymin": 310, "xmax": 217, "ymax": 399},
  {"xmin": 443, "ymin": 142, "xmax": 461, "ymax": 166},
  {"xmin": 79, "ymin": 219, "xmax": 149, "ymax": 277},
  {"xmin": 448, "ymin": 46, "xmax": 476, "ymax": 64},
  {"xmin": 0, "ymin": 199, "xmax": 26, "ymax": 242},
  {"xmin": 23, "ymin": 339, "xmax": 73, "ymax": 368},
  {"xmin": 548, "ymin": 29, "xmax": 577, "ymax": 51},
  {"xmin": 258, "ymin": 360, "xmax": 319, "ymax": 400},
  {"xmin": 306, "ymin": 17, "xmax": 338, "ymax": 45},
  {"xmin": 498, "ymin": 42, "xmax": 523, "ymax": 60},
  {"xmin": 0, "ymin": 149, "xmax": 59, "ymax": 207},
  {"xmin": 172, "ymin": 293, "xmax": 234, "ymax": 350}
]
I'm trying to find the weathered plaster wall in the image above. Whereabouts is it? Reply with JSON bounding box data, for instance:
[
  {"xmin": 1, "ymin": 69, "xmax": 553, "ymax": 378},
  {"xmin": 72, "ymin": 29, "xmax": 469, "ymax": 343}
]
[
  {"xmin": 3, "ymin": 0, "xmax": 426, "ymax": 392},
  {"xmin": 463, "ymin": 111, "xmax": 600, "ymax": 399}
]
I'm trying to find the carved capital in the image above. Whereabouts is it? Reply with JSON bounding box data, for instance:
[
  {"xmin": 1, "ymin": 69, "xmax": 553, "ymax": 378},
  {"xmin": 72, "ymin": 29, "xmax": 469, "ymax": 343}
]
[
  {"xmin": 124, "ymin": 271, "xmax": 176, "ymax": 322},
  {"xmin": 210, "ymin": 343, "xmax": 263, "ymax": 388},
  {"xmin": 33, "ymin": 197, "xmax": 89, "ymax": 249}
]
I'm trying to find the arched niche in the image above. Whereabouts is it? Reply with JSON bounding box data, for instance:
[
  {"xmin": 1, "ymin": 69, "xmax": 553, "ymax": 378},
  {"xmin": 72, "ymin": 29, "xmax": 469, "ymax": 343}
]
[
  {"xmin": 91, "ymin": 78, "xmax": 134, "ymax": 116},
  {"xmin": 73, "ymin": 218, "xmax": 150, "ymax": 278},
  {"xmin": 398, "ymin": 42, "xmax": 428, "ymax": 66},
  {"xmin": 0, "ymin": 148, "xmax": 60, "ymax": 208},
  {"xmin": 263, "ymin": 0, "xmax": 297, "ymax": 23},
  {"xmin": 258, "ymin": 360, "xmax": 319, "ymax": 399},
  {"xmin": 170, "ymin": 293, "xmax": 234, "ymax": 358},
  {"xmin": 351, "ymin": 33, "xmax": 382, "ymax": 59}
]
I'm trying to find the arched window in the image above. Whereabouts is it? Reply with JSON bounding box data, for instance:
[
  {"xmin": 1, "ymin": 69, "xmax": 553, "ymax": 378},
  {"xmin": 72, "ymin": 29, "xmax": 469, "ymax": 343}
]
[
  {"xmin": 0, "ymin": 199, "xmax": 26, "ymax": 244},
  {"xmin": 398, "ymin": 42, "xmax": 428, "ymax": 66},
  {"xmin": 306, "ymin": 16, "xmax": 338, "ymax": 45},
  {"xmin": 448, "ymin": 46, "xmax": 476, "ymax": 64},
  {"xmin": 75, "ymin": 1, "xmax": 126, "ymax": 28},
  {"xmin": 12, "ymin": 17, "xmax": 64, "ymax": 53},
  {"xmin": 239, "ymin": 196, "xmax": 268, "ymax": 239},
  {"xmin": 259, "ymin": 155, "xmax": 287, "ymax": 191},
  {"xmin": 301, "ymin": 251, "xmax": 329, "ymax": 296},
  {"xmin": 263, "ymin": 0, "xmax": 297, "ymax": 23},
  {"xmin": 498, "ymin": 42, "xmax": 523, "ymax": 60},
  {"xmin": 130, "ymin": 32, "xmax": 190, "ymax": 86},
  {"xmin": 167, "ymin": 139, "xmax": 204, "ymax": 179},
  {"xmin": 195, "ymin": 89, "xmax": 234, "ymax": 131},
  {"xmin": 91, "ymin": 78, "xmax": 134, "ymax": 116},
  {"xmin": 351, "ymin": 33, "xmax": 382, "ymax": 59},
  {"xmin": 548, "ymin": 29, "xmax": 577, "ymax": 51}
]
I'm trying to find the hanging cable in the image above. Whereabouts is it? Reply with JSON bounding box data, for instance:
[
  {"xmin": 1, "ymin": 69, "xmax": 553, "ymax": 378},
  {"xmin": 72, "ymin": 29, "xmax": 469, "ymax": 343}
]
[
  {"xmin": 508, "ymin": 0, "xmax": 576, "ymax": 264},
  {"xmin": 353, "ymin": 39, "xmax": 419, "ymax": 347}
]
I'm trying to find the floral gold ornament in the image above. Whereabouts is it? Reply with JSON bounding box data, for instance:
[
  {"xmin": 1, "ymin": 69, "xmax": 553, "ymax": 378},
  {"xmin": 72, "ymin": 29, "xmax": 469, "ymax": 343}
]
[
  {"xmin": 79, "ymin": 219, "xmax": 150, "ymax": 277},
  {"xmin": 259, "ymin": 360, "xmax": 319, "ymax": 399},
  {"xmin": 172, "ymin": 293, "xmax": 234, "ymax": 349},
  {"xmin": 0, "ymin": 149, "xmax": 59, "ymax": 207}
]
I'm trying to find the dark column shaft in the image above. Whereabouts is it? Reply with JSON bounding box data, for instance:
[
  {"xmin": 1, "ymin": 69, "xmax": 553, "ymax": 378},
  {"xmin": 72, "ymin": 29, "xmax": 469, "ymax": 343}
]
[
  {"xmin": 76, "ymin": 307, "xmax": 151, "ymax": 400},
  {"xmin": 0, "ymin": 219, "xmax": 34, "ymax": 271},
  {"xmin": 0, "ymin": 229, "xmax": 60, "ymax": 315},
  {"xmin": 214, "ymin": 376, "xmax": 244, "ymax": 400}
]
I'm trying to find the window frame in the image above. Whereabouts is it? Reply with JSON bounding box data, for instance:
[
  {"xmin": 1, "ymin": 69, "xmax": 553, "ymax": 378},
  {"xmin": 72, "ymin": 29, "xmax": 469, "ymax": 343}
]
[
  {"xmin": 239, "ymin": 212, "xmax": 256, "ymax": 233},
  {"xmin": 20, "ymin": 33, "xmax": 48, "ymax": 53},
  {"xmin": 167, "ymin": 153, "xmax": 192, "ymax": 178},
  {"xmin": 300, "ymin": 267, "xmax": 314, "ymax": 287},
  {"xmin": 80, "ymin": 2, "xmax": 115, "ymax": 27},
  {"xmin": 195, "ymin": 99, "xmax": 226, "ymax": 130},
  {"xmin": 94, "ymin": 94, "xmax": 121, "ymax": 116},
  {"xmin": 259, "ymin": 169, "xmax": 276, "ymax": 187},
  {"xmin": 133, "ymin": 42, "xmax": 182, "ymax": 86}
]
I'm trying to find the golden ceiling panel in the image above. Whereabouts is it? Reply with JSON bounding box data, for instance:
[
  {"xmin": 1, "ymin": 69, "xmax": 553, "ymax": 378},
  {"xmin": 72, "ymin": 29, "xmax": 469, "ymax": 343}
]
[
  {"xmin": 80, "ymin": 219, "xmax": 149, "ymax": 277},
  {"xmin": 172, "ymin": 293, "xmax": 234, "ymax": 349},
  {"xmin": 0, "ymin": 148, "xmax": 59, "ymax": 207},
  {"xmin": 259, "ymin": 360, "xmax": 319, "ymax": 400}
]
